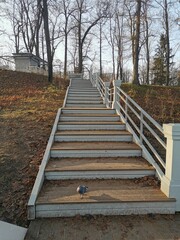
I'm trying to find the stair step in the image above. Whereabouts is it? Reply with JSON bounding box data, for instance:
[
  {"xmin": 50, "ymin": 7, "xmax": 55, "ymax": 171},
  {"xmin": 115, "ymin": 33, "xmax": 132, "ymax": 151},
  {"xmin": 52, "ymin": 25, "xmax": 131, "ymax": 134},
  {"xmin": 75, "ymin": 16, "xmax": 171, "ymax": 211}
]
[
  {"xmin": 65, "ymin": 104, "xmax": 106, "ymax": 108},
  {"xmin": 58, "ymin": 121, "xmax": 126, "ymax": 130},
  {"xmin": 55, "ymin": 130, "xmax": 132, "ymax": 142},
  {"xmin": 66, "ymin": 100, "xmax": 103, "ymax": 104},
  {"xmin": 67, "ymin": 97, "xmax": 102, "ymax": 101},
  {"xmin": 36, "ymin": 179, "xmax": 175, "ymax": 217},
  {"xmin": 45, "ymin": 157, "xmax": 155, "ymax": 180},
  {"xmin": 51, "ymin": 141, "xmax": 141, "ymax": 150},
  {"xmin": 50, "ymin": 142, "xmax": 141, "ymax": 158},
  {"xmin": 69, "ymin": 88, "xmax": 97, "ymax": 91},
  {"xmin": 68, "ymin": 91, "xmax": 99, "ymax": 94},
  {"xmin": 60, "ymin": 115, "xmax": 120, "ymax": 122},
  {"xmin": 62, "ymin": 108, "xmax": 116, "ymax": 114}
]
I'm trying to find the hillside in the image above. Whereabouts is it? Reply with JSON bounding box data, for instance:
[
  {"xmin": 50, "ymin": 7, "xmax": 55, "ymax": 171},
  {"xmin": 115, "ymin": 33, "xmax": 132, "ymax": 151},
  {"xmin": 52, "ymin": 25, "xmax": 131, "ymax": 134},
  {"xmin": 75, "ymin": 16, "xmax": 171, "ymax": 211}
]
[
  {"xmin": 0, "ymin": 71, "xmax": 180, "ymax": 228},
  {"xmin": 0, "ymin": 70, "xmax": 68, "ymax": 227},
  {"xmin": 121, "ymin": 84, "xmax": 180, "ymax": 124}
]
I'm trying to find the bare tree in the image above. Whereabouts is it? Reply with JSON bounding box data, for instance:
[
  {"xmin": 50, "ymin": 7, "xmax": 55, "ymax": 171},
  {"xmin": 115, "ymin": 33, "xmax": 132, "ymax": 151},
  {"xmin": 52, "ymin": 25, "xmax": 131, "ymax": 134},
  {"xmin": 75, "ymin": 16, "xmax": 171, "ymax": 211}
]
[
  {"xmin": 5, "ymin": 0, "xmax": 43, "ymax": 54},
  {"xmin": 60, "ymin": 0, "xmax": 76, "ymax": 77},
  {"xmin": 71, "ymin": 0, "xmax": 110, "ymax": 73},
  {"xmin": 43, "ymin": 0, "xmax": 52, "ymax": 82},
  {"xmin": 132, "ymin": 0, "xmax": 142, "ymax": 85},
  {"xmin": 115, "ymin": 6, "xmax": 125, "ymax": 81}
]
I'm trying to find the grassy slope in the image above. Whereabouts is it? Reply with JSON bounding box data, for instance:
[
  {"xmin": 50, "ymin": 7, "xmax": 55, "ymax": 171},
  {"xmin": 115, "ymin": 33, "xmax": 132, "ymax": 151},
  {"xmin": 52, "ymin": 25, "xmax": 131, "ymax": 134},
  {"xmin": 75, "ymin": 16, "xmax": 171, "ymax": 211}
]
[
  {"xmin": 0, "ymin": 70, "xmax": 68, "ymax": 227},
  {"xmin": 121, "ymin": 84, "xmax": 180, "ymax": 124}
]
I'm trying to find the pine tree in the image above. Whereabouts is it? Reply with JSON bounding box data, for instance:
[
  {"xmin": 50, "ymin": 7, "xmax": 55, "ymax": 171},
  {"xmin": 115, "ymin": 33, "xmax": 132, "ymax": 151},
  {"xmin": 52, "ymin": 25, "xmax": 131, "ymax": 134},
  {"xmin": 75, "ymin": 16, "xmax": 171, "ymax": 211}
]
[
  {"xmin": 152, "ymin": 33, "xmax": 174, "ymax": 85},
  {"xmin": 152, "ymin": 34, "xmax": 167, "ymax": 85}
]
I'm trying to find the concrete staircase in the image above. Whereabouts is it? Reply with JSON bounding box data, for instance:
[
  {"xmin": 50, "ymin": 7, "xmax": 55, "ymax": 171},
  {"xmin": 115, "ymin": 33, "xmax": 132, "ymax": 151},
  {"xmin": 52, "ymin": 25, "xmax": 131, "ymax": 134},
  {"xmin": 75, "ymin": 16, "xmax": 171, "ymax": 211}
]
[{"xmin": 33, "ymin": 74, "xmax": 175, "ymax": 218}]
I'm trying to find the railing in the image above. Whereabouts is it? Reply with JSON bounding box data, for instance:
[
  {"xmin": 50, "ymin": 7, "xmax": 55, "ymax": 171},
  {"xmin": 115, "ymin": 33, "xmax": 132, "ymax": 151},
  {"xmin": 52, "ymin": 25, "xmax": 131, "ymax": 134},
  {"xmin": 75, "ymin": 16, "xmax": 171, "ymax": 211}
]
[
  {"xmin": 107, "ymin": 87, "xmax": 113, "ymax": 108},
  {"xmin": 90, "ymin": 72, "xmax": 113, "ymax": 108},
  {"xmin": 97, "ymin": 76, "xmax": 106, "ymax": 100},
  {"xmin": 90, "ymin": 70, "xmax": 180, "ymax": 211},
  {"xmin": 117, "ymin": 87, "xmax": 166, "ymax": 172},
  {"xmin": 90, "ymin": 71, "xmax": 166, "ymax": 176}
]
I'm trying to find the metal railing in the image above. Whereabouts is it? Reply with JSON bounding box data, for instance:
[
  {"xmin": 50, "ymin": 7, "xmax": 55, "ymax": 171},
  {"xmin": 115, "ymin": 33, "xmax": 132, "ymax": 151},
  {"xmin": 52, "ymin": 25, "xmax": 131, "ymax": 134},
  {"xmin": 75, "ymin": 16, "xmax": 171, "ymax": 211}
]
[
  {"xmin": 97, "ymin": 76, "xmax": 106, "ymax": 99},
  {"xmin": 117, "ymin": 87, "xmax": 166, "ymax": 172},
  {"xmin": 90, "ymin": 71, "xmax": 166, "ymax": 176}
]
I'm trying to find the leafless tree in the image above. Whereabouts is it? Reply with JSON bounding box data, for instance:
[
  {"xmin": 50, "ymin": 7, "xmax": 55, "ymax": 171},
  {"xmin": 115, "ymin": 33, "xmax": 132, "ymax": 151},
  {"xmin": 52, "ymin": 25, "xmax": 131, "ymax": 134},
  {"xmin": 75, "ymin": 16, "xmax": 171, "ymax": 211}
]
[
  {"xmin": 71, "ymin": 0, "xmax": 110, "ymax": 73},
  {"xmin": 60, "ymin": 0, "xmax": 76, "ymax": 77},
  {"xmin": 43, "ymin": 0, "xmax": 52, "ymax": 82}
]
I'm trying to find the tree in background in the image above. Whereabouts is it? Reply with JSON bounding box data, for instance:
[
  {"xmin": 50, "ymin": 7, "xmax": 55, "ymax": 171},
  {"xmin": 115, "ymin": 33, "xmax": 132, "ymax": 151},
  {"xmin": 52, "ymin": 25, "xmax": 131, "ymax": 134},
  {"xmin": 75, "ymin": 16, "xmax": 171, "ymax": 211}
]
[
  {"xmin": 61, "ymin": 0, "xmax": 76, "ymax": 78},
  {"xmin": 71, "ymin": 0, "xmax": 110, "ymax": 73},
  {"xmin": 132, "ymin": 0, "xmax": 142, "ymax": 85},
  {"xmin": 43, "ymin": 0, "xmax": 52, "ymax": 82},
  {"xmin": 152, "ymin": 33, "xmax": 174, "ymax": 85}
]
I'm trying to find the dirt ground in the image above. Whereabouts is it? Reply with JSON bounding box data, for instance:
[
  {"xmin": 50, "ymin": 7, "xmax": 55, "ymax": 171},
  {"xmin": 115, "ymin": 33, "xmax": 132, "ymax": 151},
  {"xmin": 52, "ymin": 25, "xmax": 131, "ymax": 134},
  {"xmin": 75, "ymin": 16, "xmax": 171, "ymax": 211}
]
[
  {"xmin": 25, "ymin": 214, "xmax": 180, "ymax": 240},
  {"xmin": 0, "ymin": 70, "xmax": 68, "ymax": 227}
]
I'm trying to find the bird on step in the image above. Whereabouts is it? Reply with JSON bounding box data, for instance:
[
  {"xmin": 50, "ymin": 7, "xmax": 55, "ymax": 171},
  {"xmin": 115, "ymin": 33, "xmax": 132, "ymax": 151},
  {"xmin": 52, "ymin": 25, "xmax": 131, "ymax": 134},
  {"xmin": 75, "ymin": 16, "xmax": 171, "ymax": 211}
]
[{"xmin": 77, "ymin": 185, "xmax": 88, "ymax": 199}]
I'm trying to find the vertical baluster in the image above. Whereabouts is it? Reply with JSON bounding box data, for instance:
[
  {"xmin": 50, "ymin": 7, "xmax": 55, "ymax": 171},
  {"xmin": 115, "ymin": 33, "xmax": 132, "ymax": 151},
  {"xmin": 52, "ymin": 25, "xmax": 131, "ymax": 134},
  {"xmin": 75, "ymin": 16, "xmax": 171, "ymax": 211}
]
[
  {"xmin": 112, "ymin": 80, "xmax": 121, "ymax": 111},
  {"xmin": 125, "ymin": 96, "xmax": 128, "ymax": 121},
  {"xmin": 140, "ymin": 111, "xmax": 143, "ymax": 144},
  {"xmin": 104, "ymin": 82, "xmax": 110, "ymax": 107}
]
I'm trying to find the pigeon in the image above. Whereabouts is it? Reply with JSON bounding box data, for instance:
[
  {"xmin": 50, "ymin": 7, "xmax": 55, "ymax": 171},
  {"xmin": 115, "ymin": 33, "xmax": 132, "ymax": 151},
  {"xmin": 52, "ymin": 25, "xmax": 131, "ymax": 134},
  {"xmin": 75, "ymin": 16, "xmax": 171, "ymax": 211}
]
[{"xmin": 77, "ymin": 185, "xmax": 88, "ymax": 199}]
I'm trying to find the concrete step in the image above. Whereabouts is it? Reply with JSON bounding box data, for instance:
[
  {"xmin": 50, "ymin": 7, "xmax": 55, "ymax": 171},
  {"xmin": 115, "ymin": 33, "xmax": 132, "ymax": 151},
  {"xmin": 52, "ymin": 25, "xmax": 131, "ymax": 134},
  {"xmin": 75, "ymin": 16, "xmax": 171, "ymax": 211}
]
[
  {"xmin": 66, "ymin": 100, "xmax": 104, "ymax": 104},
  {"xmin": 70, "ymin": 84, "xmax": 94, "ymax": 86},
  {"xmin": 35, "ymin": 179, "xmax": 175, "ymax": 217},
  {"xmin": 65, "ymin": 104, "xmax": 106, "ymax": 108},
  {"xmin": 61, "ymin": 108, "xmax": 116, "ymax": 114},
  {"xmin": 69, "ymin": 87, "xmax": 96, "ymax": 90},
  {"xmin": 58, "ymin": 121, "xmax": 126, "ymax": 130},
  {"xmin": 70, "ymin": 83, "xmax": 92, "ymax": 85},
  {"xmin": 68, "ymin": 90, "xmax": 100, "ymax": 94},
  {"xmin": 67, "ymin": 94, "xmax": 100, "ymax": 98},
  {"xmin": 68, "ymin": 92, "xmax": 100, "ymax": 97},
  {"xmin": 45, "ymin": 157, "xmax": 155, "ymax": 180},
  {"xmin": 69, "ymin": 91, "xmax": 99, "ymax": 94},
  {"xmin": 68, "ymin": 90, "xmax": 99, "ymax": 93},
  {"xmin": 50, "ymin": 141, "xmax": 141, "ymax": 158},
  {"xmin": 67, "ymin": 97, "xmax": 102, "ymax": 100},
  {"xmin": 55, "ymin": 130, "xmax": 132, "ymax": 142},
  {"xmin": 60, "ymin": 114, "xmax": 120, "ymax": 122}
]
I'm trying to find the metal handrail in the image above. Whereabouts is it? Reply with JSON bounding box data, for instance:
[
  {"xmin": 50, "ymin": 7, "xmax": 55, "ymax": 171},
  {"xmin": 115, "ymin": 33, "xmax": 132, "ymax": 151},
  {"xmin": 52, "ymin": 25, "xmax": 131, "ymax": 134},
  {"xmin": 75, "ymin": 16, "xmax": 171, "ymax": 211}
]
[
  {"xmin": 91, "ymin": 71, "xmax": 166, "ymax": 173},
  {"xmin": 117, "ymin": 87, "xmax": 166, "ymax": 171}
]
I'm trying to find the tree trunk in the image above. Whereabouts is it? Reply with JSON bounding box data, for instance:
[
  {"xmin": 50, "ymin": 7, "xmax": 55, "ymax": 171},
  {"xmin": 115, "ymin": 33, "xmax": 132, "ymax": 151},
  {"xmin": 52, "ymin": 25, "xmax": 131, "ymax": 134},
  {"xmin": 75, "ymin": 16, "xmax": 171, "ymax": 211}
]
[
  {"xmin": 35, "ymin": 0, "xmax": 43, "ymax": 59},
  {"xmin": 132, "ymin": 0, "xmax": 141, "ymax": 85},
  {"xmin": 164, "ymin": 0, "xmax": 170, "ymax": 86},
  {"xmin": 78, "ymin": 11, "xmax": 83, "ymax": 73},
  {"xmin": 43, "ymin": 0, "xmax": 53, "ymax": 82},
  {"xmin": 99, "ymin": 22, "xmax": 103, "ymax": 77},
  {"xmin": 64, "ymin": 31, "xmax": 68, "ymax": 78}
]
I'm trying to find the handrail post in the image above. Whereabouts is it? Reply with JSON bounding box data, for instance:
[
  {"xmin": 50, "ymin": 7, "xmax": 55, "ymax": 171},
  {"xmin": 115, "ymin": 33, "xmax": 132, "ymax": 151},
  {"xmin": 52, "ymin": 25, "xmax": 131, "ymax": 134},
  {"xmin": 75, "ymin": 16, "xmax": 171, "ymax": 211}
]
[
  {"xmin": 125, "ymin": 96, "xmax": 128, "ymax": 121},
  {"xmin": 95, "ymin": 72, "xmax": 100, "ymax": 89},
  {"xmin": 140, "ymin": 111, "xmax": 143, "ymax": 145},
  {"xmin": 112, "ymin": 79, "xmax": 121, "ymax": 111},
  {"xmin": 161, "ymin": 124, "xmax": 180, "ymax": 211},
  {"xmin": 89, "ymin": 69, "xmax": 93, "ymax": 85},
  {"xmin": 104, "ymin": 82, "xmax": 110, "ymax": 107}
]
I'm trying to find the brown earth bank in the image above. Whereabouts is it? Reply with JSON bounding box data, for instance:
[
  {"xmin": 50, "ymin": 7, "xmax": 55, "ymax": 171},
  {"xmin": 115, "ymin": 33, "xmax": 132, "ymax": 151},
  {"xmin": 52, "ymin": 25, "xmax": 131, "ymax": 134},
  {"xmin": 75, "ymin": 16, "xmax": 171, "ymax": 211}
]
[
  {"xmin": 0, "ymin": 71, "xmax": 180, "ymax": 229},
  {"xmin": 121, "ymin": 84, "xmax": 180, "ymax": 124},
  {"xmin": 0, "ymin": 70, "xmax": 68, "ymax": 227}
]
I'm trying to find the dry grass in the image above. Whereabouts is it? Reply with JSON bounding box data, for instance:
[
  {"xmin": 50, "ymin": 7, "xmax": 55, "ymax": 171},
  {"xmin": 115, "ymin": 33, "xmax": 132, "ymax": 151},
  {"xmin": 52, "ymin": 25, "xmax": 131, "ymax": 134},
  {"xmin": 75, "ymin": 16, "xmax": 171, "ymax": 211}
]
[{"xmin": 0, "ymin": 70, "xmax": 68, "ymax": 227}]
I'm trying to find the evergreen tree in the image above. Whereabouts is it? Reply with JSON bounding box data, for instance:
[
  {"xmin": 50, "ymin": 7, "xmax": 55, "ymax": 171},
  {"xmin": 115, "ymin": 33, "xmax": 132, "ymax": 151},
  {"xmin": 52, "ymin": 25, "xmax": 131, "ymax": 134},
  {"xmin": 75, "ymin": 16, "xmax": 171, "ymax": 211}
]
[
  {"xmin": 152, "ymin": 33, "xmax": 173, "ymax": 85},
  {"xmin": 152, "ymin": 34, "xmax": 166, "ymax": 85}
]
